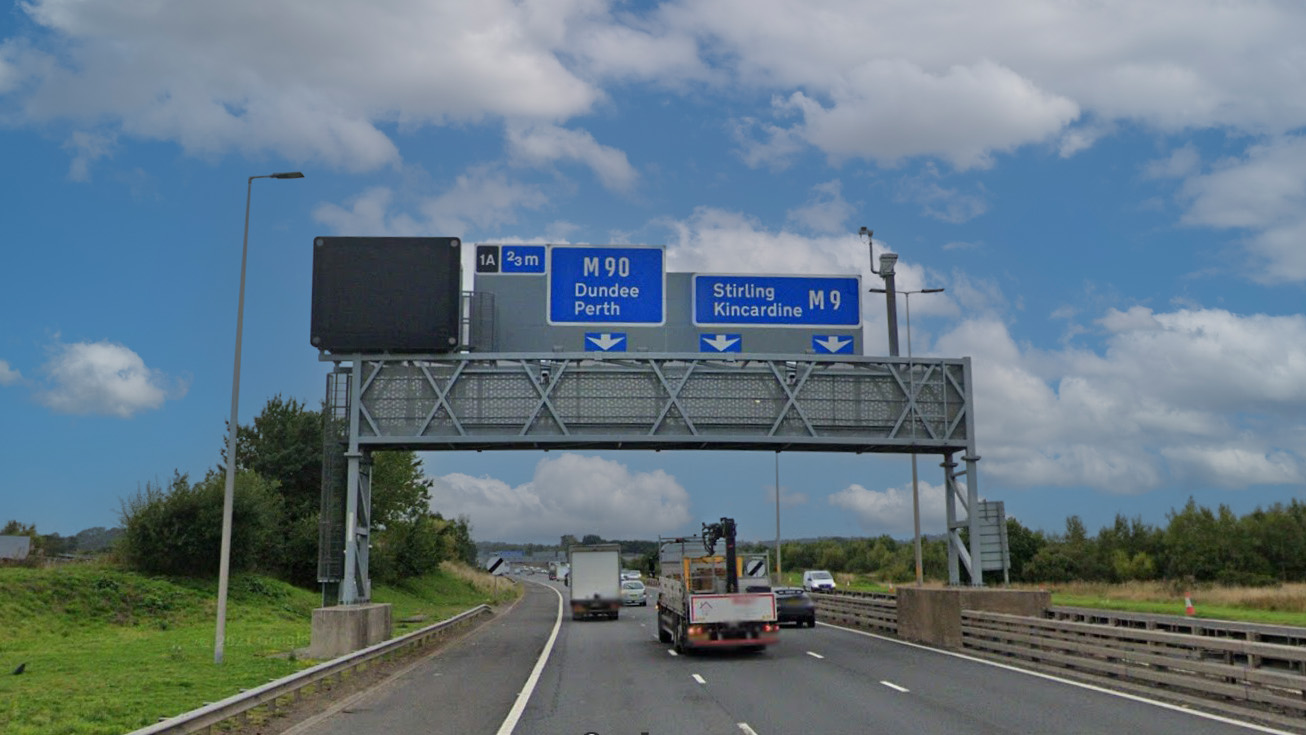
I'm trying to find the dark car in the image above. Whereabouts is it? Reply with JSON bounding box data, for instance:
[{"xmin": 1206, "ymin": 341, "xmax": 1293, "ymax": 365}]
[{"xmin": 774, "ymin": 587, "xmax": 816, "ymax": 628}]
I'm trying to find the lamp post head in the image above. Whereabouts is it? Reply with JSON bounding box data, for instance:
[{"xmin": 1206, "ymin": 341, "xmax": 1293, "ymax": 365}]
[{"xmin": 270, "ymin": 171, "xmax": 304, "ymax": 179}]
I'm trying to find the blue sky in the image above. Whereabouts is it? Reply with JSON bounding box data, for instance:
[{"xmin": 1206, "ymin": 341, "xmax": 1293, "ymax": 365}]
[{"xmin": 3, "ymin": 1, "xmax": 1305, "ymax": 545}]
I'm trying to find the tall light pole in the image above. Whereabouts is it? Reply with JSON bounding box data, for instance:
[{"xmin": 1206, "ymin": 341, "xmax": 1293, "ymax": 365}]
[
  {"xmin": 215, "ymin": 171, "xmax": 304, "ymax": 664},
  {"xmin": 774, "ymin": 452, "xmax": 782, "ymax": 585},
  {"xmin": 869, "ymin": 285, "xmax": 945, "ymax": 586}
]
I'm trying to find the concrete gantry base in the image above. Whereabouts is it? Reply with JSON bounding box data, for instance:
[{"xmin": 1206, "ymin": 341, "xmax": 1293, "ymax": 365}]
[
  {"xmin": 308, "ymin": 603, "xmax": 393, "ymax": 660},
  {"xmin": 896, "ymin": 588, "xmax": 1050, "ymax": 649}
]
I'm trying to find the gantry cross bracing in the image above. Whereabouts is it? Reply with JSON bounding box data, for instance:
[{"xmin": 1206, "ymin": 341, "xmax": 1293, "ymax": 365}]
[{"xmin": 319, "ymin": 353, "xmax": 983, "ymax": 603}]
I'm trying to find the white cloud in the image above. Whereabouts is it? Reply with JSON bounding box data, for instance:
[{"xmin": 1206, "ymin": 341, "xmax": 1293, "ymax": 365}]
[
  {"xmin": 785, "ymin": 180, "xmax": 854, "ymax": 234},
  {"xmin": 10, "ymin": 1, "xmax": 1306, "ymax": 183},
  {"xmin": 828, "ymin": 480, "xmax": 946, "ymax": 536},
  {"xmin": 732, "ymin": 112, "xmax": 808, "ymax": 170},
  {"xmin": 421, "ymin": 166, "xmax": 550, "ymax": 234},
  {"xmin": 665, "ymin": 1, "xmax": 1306, "ymax": 158},
  {"xmin": 36, "ymin": 340, "xmax": 185, "ymax": 418},
  {"xmin": 0, "ymin": 360, "xmax": 21, "ymax": 385},
  {"xmin": 773, "ymin": 59, "xmax": 1079, "ymax": 169},
  {"xmin": 1057, "ymin": 121, "xmax": 1114, "ymax": 158},
  {"xmin": 9, "ymin": 0, "xmax": 605, "ymax": 173},
  {"xmin": 1143, "ymin": 144, "xmax": 1200, "ymax": 180},
  {"xmin": 1161, "ymin": 445, "xmax": 1301, "ymax": 488},
  {"xmin": 313, "ymin": 165, "xmax": 549, "ymax": 240},
  {"xmin": 934, "ymin": 307, "xmax": 1306, "ymax": 493},
  {"xmin": 893, "ymin": 164, "xmax": 988, "ymax": 223},
  {"xmin": 61, "ymin": 130, "xmax": 116, "ymax": 182},
  {"xmin": 506, "ymin": 122, "xmax": 637, "ymax": 191},
  {"xmin": 425, "ymin": 453, "xmax": 691, "ymax": 542},
  {"xmin": 1177, "ymin": 136, "xmax": 1306, "ymax": 282}
]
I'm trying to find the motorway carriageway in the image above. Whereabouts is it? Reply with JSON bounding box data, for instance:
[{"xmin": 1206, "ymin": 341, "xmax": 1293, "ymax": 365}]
[{"xmin": 281, "ymin": 579, "xmax": 1297, "ymax": 735}]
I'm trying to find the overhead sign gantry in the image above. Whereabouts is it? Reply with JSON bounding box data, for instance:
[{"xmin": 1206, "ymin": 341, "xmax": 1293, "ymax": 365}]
[{"xmin": 313, "ymin": 238, "xmax": 985, "ymax": 605}]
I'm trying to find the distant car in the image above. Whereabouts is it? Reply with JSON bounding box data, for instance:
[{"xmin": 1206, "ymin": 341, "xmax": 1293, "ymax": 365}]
[
  {"xmin": 802, "ymin": 570, "xmax": 836, "ymax": 591},
  {"xmin": 620, "ymin": 569, "xmax": 642, "ymax": 581},
  {"xmin": 621, "ymin": 580, "xmax": 647, "ymax": 606},
  {"xmin": 774, "ymin": 587, "xmax": 816, "ymax": 627}
]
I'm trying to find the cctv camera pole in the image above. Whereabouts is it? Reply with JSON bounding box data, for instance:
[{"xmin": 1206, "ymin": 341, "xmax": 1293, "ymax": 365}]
[{"xmin": 861, "ymin": 228, "xmax": 900, "ymax": 356}]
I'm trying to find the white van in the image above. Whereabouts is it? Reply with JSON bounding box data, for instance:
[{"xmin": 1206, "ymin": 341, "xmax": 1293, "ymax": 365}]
[{"xmin": 802, "ymin": 570, "xmax": 836, "ymax": 591}]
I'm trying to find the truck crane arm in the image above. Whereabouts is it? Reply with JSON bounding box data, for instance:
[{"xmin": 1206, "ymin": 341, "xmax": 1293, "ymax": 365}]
[{"xmin": 701, "ymin": 517, "xmax": 739, "ymax": 594}]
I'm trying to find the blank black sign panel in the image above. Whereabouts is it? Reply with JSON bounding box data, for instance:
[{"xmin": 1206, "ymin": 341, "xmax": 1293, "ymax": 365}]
[{"xmin": 311, "ymin": 236, "xmax": 462, "ymax": 353}]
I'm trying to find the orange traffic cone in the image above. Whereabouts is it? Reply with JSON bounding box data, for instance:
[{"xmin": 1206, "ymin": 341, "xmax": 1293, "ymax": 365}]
[{"xmin": 1184, "ymin": 593, "xmax": 1195, "ymax": 616}]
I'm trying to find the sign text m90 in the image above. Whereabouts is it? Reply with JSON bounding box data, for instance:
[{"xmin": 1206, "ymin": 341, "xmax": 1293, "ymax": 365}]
[{"xmin": 584, "ymin": 256, "xmax": 631, "ymax": 278}]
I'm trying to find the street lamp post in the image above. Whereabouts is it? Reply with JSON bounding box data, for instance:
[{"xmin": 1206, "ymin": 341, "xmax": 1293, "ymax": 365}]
[
  {"xmin": 215, "ymin": 171, "xmax": 304, "ymax": 665},
  {"xmin": 869, "ymin": 285, "xmax": 944, "ymax": 586},
  {"xmin": 774, "ymin": 452, "xmax": 782, "ymax": 585}
]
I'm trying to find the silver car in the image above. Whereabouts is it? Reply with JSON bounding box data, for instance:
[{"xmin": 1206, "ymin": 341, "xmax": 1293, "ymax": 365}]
[{"xmin": 620, "ymin": 580, "xmax": 647, "ymax": 606}]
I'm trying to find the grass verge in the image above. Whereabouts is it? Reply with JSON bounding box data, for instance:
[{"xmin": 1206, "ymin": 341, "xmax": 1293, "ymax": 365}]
[
  {"xmin": 815, "ymin": 573, "xmax": 1306, "ymax": 627},
  {"xmin": 0, "ymin": 562, "xmax": 519, "ymax": 735}
]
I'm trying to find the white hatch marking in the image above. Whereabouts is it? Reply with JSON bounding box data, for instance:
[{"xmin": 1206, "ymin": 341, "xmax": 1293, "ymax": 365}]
[{"xmin": 738, "ymin": 724, "xmax": 760, "ymax": 735}]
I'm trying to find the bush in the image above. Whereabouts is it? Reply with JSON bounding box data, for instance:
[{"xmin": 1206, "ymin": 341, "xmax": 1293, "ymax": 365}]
[{"xmin": 118, "ymin": 470, "xmax": 281, "ymax": 577}]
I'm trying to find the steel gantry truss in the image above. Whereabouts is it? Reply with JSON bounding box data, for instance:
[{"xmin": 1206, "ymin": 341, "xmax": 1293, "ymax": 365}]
[{"xmin": 318, "ymin": 352, "xmax": 984, "ymax": 603}]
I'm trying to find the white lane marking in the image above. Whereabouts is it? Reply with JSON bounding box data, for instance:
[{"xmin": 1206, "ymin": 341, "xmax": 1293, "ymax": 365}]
[
  {"xmin": 692, "ymin": 673, "xmax": 707, "ymax": 685},
  {"xmin": 668, "ymin": 649, "xmax": 679, "ymax": 656},
  {"xmin": 880, "ymin": 680, "xmax": 909, "ymax": 693},
  {"xmin": 495, "ymin": 581, "xmax": 564, "ymax": 735},
  {"xmin": 738, "ymin": 724, "xmax": 760, "ymax": 735},
  {"xmin": 816, "ymin": 622, "xmax": 1295, "ymax": 735},
  {"xmin": 806, "ymin": 651, "xmax": 824, "ymax": 659}
]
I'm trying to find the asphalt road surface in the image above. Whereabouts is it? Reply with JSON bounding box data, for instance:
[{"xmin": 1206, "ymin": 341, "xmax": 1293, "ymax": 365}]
[{"xmin": 289, "ymin": 577, "xmax": 1294, "ymax": 735}]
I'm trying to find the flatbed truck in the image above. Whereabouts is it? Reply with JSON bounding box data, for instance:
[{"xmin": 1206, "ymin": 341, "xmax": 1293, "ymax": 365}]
[{"xmin": 656, "ymin": 518, "xmax": 778, "ymax": 652}]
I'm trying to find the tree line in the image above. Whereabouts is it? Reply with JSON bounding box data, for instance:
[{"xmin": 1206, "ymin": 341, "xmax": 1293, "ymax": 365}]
[
  {"xmin": 765, "ymin": 498, "xmax": 1306, "ymax": 586},
  {"xmin": 7, "ymin": 395, "xmax": 475, "ymax": 587}
]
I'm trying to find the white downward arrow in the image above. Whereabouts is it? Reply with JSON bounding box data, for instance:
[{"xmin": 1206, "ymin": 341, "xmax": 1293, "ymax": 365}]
[
  {"xmin": 703, "ymin": 334, "xmax": 740, "ymax": 351},
  {"xmin": 815, "ymin": 336, "xmax": 851, "ymax": 352},
  {"xmin": 587, "ymin": 333, "xmax": 624, "ymax": 351}
]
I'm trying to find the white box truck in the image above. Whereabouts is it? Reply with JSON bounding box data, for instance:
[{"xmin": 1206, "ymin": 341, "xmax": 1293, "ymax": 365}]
[{"xmin": 568, "ymin": 544, "xmax": 622, "ymax": 620}]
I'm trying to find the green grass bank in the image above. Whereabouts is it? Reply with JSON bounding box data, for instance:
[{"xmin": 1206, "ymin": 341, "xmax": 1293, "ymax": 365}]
[{"xmin": 0, "ymin": 562, "xmax": 518, "ymax": 735}]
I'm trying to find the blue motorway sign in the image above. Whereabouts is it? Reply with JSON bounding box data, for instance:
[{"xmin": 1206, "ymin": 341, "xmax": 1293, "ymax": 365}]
[
  {"xmin": 700, "ymin": 333, "xmax": 742, "ymax": 353},
  {"xmin": 474, "ymin": 244, "xmax": 545, "ymax": 274},
  {"xmin": 812, "ymin": 334, "xmax": 855, "ymax": 354},
  {"xmin": 693, "ymin": 274, "xmax": 861, "ymax": 327},
  {"xmin": 549, "ymin": 246, "xmax": 665, "ymax": 325},
  {"xmin": 584, "ymin": 332, "xmax": 627, "ymax": 352},
  {"xmin": 501, "ymin": 245, "xmax": 545, "ymax": 273}
]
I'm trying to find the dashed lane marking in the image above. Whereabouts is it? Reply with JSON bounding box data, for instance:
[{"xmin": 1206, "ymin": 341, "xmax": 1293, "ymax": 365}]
[
  {"xmin": 738, "ymin": 724, "xmax": 760, "ymax": 735},
  {"xmin": 806, "ymin": 651, "xmax": 824, "ymax": 659},
  {"xmin": 881, "ymin": 680, "xmax": 910, "ymax": 693},
  {"xmin": 692, "ymin": 674, "xmax": 707, "ymax": 685},
  {"xmin": 819, "ymin": 621, "xmax": 1295, "ymax": 735}
]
